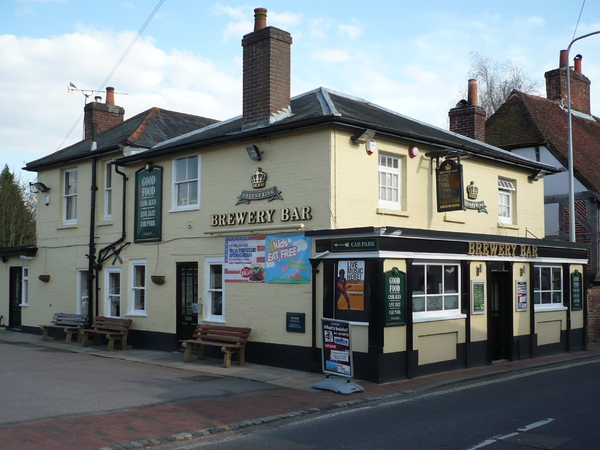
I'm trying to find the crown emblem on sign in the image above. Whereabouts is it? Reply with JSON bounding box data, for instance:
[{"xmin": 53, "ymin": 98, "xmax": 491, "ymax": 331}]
[
  {"xmin": 466, "ymin": 181, "xmax": 478, "ymax": 200},
  {"xmin": 251, "ymin": 167, "xmax": 267, "ymax": 189}
]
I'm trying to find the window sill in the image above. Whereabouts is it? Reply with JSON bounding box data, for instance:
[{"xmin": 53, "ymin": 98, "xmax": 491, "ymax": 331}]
[
  {"xmin": 57, "ymin": 223, "xmax": 78, "ymax": 230},
  {"xmin": 413, "ymin": 311, "xmax": 466, "ymax": 323},
  {"xmin": 97, "ymin": 220, "xmax": 113, "ymax": 227},
  {"xmin": 497, "ymin": 222, "xmax": 519, "ymax": 230},
  {"xmin": 202, "ymin": 318, "xmax": 226, "ymax": 324},
  {"xmin": 534, "ymin": 305, "xmax": 568, "ymax": 313},
  {"xmin": 376, "ymin": 208, "xmax": 408, "ymax": 218},
  {"xmin": 169, "ymin": 206, "xmax": 200, "ymax": 213},
  {"xmin": 125, "ymin": 312, "xmax": 147, "ymax": 317}
]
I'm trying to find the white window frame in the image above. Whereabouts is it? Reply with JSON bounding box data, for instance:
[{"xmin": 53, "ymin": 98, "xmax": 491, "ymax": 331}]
[
  {"xmin": 129, "ymin": 259, "xmax": 147, "ymax": 316},
  {"xmin": 20, "ymin": 267, "xmax": 29, "ymax": 306},
  {"xmin": 498, "ymin": 179, "xmax": 515, "ymax": 225},
  {"xmin": 172, "ymin": 155, "xmax": 200, "ymax": 211},
  {"xmin": 533, "ymin": 265, "xmax": 565, "ymax": 311},
  {"xmin": 63, "ymin": 168, "xmax": 78, "ymax": 224},
  {"xmin": 104, "ymin": 162, "xmax": 112, "ymax": 220},
  {"xmin": 204, "ymin": 257, "xmax": 225, "ymax": 323},
  {"xmin": 411, "ymin": 262, "xmax": 464, "ymax": 322},
  {"xmin": 77, "ymin": 269, "xmax": 89, "ymax": 315},
  {"xmin": 378, "ymin": 154, "xmax": 402, "ymax": 210},
  {"xmin": 105, "ymin": 268, "xmax": 121, "ymax": 317}
]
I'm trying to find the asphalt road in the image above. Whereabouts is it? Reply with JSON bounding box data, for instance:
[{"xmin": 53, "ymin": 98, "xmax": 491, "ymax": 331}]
[
  {"xmin": 157, "ymin": 358, "xmax": 600, "ymax": 449},
  {"xmin": 0, "ymin": 340, "xmax": 276, "ymax": 428}
]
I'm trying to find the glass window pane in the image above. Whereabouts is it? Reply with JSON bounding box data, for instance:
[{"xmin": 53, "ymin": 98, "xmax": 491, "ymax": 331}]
[
  {"xmin": 444, "ymin": 266, "xmax": 458, "ymax": 292},
  {"xmin": 427, "ymin": 296, "xmax": 443, "ymax": 311},
  {"xmin": 542, "ymin": 292, "xmax": 551, "ymax": 304},
  {"xmin": 540, "ymin": 268, "xmax": 551, "ymax": 290},
  {"xmin": 175, "ymin": 158, "xmax": 187, "ymax": 182},
  {"xmin": 411, "ymin": 266, "xmax": 425, "ymax": 294},
  {"xmin": 427, "ymin": 266, "xmax": 442, "ymax": 294},
  {"xmin": 444, "ymin": 295, "xmax": 459, "ymax": 310},
  {"xmin": 412, "ymin": 297, "xmax": 425, "ymax": 312},
  {"xmin": 187, "ymin": 156, "xmax": 198, "ymax": 179}
]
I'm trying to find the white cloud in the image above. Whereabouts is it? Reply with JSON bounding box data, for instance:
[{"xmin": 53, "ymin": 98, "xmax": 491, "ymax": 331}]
[{"xmin": 338, "ymin": 21, "xmax": 363, "ymax": 40}]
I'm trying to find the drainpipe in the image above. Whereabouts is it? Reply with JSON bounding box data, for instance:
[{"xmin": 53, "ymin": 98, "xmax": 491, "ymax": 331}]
[
  {"xmin": 87, "ymin": 124, "xmax": 98, "ymax": 324},
  {"xmin": 97, "ymin": 160, "xmax": 129, "ymax": 263}
]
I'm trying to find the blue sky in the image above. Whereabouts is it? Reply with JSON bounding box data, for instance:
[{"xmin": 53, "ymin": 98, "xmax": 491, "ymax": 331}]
[{"xmin": 1, "ymin": 0, "xmax": 599, "ymax": 182}]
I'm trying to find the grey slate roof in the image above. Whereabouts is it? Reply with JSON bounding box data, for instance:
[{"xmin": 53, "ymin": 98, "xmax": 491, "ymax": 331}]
[
  {"xmin": 25, "ymin": 108, "xmax": 218, "ymax": 171},
  {"xmin": 116, "ymin": 87, "xmax": 560, "ymax": 175}
]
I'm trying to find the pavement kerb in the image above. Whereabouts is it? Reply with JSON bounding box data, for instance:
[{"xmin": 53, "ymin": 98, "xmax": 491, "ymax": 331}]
[{"xmin": 93, "ymin": 348, "xmax": 600, "ymax": 450}]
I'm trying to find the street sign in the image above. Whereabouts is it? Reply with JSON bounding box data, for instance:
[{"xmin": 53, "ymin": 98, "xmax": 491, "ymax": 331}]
[{"xmin": 331, "ymin": 238, "xmax": 378, "ymax": 252}]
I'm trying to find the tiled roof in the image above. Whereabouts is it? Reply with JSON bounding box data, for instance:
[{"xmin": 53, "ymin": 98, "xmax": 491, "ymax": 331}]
[
  {"xmin": 486, "ymin": 91, "xmax": 600, "ymax": 192},
  {"xmin": 25, "ymin": 108, "xmax": 218, "ymax": 171},
  {"xmin": 118, "ymin": 87, "xmax": 557, "ymax": 174}
]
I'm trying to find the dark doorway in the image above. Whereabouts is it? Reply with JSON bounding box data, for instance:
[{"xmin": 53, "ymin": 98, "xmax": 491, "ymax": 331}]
[
  {"xmin": 176, "ymin": 262, "xmax": 198, "ymax": 342},
  {"xmin": 488, "ymin": 266, "xmax": 513, "ymax": 362},
  {"xmin": 9, "ymin": 267, "xmax": 23, "ymax": 329}
]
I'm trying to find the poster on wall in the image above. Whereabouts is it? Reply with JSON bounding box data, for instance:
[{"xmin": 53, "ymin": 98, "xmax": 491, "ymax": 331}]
[
  {"xmin": 516, "ymin": 280, "xmax": 528, "ymax": 311},
  {"xmin": 336, "ymin": 261, "xmax": 365, "ymax": 311},
  {"xmin": 224, "ymin": 236, "xmax": 265, "ymax": 282},
  {"xmin": 472, "ymin": 280, "xmax": 485, "ymax": 314},
  {"xmin": 265, "ymin": 234, "xmax": 311, "ymax": 283}
]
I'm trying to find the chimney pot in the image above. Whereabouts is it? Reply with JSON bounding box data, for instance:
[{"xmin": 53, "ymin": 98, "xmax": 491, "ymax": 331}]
[
  {"xmin": 559, "ymin": 50, "xmax": 568, "ymax": 68},
  {"xmin": 254, "ymin": 7, "xmax": 268, "ymax": 31},
  {"xmin": 467, "ymin": 79, "xmax": 478, "ymax": 106},
  {"xmin": 94, "ymin": 96, "xmax": 102, "ymax": 102},
  {"xmin": 574, "ymin": 54, "xmax": 582, "ymax": 74},
  {"xmin": 106, "ymin": 86, "xmax": 115, "ymax": 105}
]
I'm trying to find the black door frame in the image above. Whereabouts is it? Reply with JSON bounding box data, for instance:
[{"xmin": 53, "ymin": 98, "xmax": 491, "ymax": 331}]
[
  {"xmin": 176, "ymin": 262, "xmax": 198, "ymax": 343},
  {"xmin": 488, "ymin": 263, "xmax": 513, "ymax": 362},
  {"xmin": 9, "ymin": 266, "xmax": 23, "ymax": 329}
]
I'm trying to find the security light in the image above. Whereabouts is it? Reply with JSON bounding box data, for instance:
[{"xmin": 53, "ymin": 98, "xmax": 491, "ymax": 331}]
[{"xmin": 246, "ymin": 145, "xmax": 262, "ymax": 161}]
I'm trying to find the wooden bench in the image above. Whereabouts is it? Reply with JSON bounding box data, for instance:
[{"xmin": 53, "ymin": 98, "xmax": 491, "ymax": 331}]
[
  {"xmin": 80, "ymin": 316, "xmax": 133, "ymax": 351},
  {"xmin": 39, "ymin": 313, "xmax": 87, "ymax": 344},
  {"xmin": 180, "ymin": 324, "xmax": 251, "ymax": 368}
]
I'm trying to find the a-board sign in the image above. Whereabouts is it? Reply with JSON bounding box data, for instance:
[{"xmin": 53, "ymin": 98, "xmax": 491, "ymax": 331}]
[{"xmin": 321, "ymin": 318, "xmax": 353, "ymax": 378}]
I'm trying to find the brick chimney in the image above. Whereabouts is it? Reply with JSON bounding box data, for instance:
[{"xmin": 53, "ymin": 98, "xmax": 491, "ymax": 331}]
[
  {"xmin": 545, "ymin": 50, "xmax": 591, "ymax": 114},
  {"xmin": 84, "ymin": 87, "xmax": 125, "ymax": 140},
  {"xmin": 449, "ymin": 79, "xmax": 486, "ymax": 141},
  {"xmin": 241, "ymin": 8, "xmax": 292, "ymax": 130}
]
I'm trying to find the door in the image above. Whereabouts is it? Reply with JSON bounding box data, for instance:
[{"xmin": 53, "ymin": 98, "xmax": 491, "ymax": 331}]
[
  {"xmin": 9, "ymin": 267, "xmax": 22, "ymax": 329},
  {"xmin": 488, "ymin": 269, "xmax": 513, "ymax": 361},
  {"xmin": 176, "ymin": 262, "xmax": 198, "ymax": 342}
]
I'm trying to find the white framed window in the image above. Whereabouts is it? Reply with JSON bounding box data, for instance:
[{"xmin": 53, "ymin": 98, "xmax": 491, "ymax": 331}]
[
  {"xmin": 63, "ymin": 168, "xmax": 78, "ymax": 224},
  {"xmin": 106, "ymin": 268, "xmax": 121, "ymax": 317},
  {"xmin": 104, "ymin": 162, "xmax": 112, "ymax": 220},
  {"xmin": 533, "ymin": 266, "xmax": 564, "ymax": 310},
  {"xmin": 411, "ymin": 263, "xmax": 463, "ymax": 322},
  {"xmin": 205, "ymin": 257, "xmax": 224, "ymax": 322},
  {"xmin": 379, "ymin": 154, "xmax": 402, "ymax": 210},
  {"xmin": 173, "ymin": 155, "xmax": 200, "ymax": 210},
  {"xmin": 77, "ymin": 269, "xmax": 89, "ymax": 316},
  {"xmin": 129, "ymin": 259, "xmax": 147, "ymax": 315},
  {"xmin": 498, "ymin": 179, "xmax": 515, "ymax": 224},
  {"xmin": 20, "ymin": 267, "xmax": 29, "ymax": 306}
]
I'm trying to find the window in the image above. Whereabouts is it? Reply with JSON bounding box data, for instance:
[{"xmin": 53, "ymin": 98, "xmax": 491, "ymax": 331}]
[
  {"xmin": 77, "ymin": 269, "xmax": 89, "ymax": 315},
  {"xmin": 129, "ymin": 260, "xmax": 147, "ymax": 315},
  {"xmin": 533, "ymin": 266, "xmax": 563, "ymax": 310},
  {"xmin": 21, "ymin": 267, "xmax": 29, "ymax": 306},
  {"xmin": 106, "ymin": 268, "xmax": 121, "ymax": 317},
  {"xmin": 378, "ymin": 154, "xmax": 402, "ymax": 210},
  {"xmin": 63, "ymin": 168, "xmax": 78, "ymax": 224},
  {"xmin": 498, "ymin": 179, "xmax": 515, "ymax": 224},
  {"xmin": 411, "ymin": 263, "xmax": 461, "ymax": 321},
  {"xmin": 173, "ymin": 155, "xmax": 200, "ymax": 210},
  {"xmin": 104, "ymin": 162, "xmax": 112, "ymax": 220},
  {"xmin": 205, "ymin": 258, "xmax": 224, "ymax": 322}
]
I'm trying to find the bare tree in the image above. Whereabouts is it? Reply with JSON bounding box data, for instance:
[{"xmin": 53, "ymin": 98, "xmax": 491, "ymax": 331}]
[
  {"xmin": 0, "ymin": 165, "xmax": 36, "ymax": 247},
  {"xmin": 467, "ymin": 52, "xmax": 540, "ymax": 115}
]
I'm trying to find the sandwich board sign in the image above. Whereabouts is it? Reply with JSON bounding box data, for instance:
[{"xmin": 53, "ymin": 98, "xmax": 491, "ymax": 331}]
[{"xmin": 313, "ymin": 318, "xmax": 364, "ymax": 395}]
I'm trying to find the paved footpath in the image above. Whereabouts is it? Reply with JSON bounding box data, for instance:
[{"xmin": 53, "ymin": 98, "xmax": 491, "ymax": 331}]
[{"xmin": 1, "ymin": 329, "xmax": 599, "ymax": 450}]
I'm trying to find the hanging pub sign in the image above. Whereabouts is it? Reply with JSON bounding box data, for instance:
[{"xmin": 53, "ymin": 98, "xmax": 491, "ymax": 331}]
[
  {"xmin": 384, "ymin": 267, "xmax": 406, "ymax": 326},
  {"xmin": 436, "ymin": 158, "xmax": 464, "ymax": 212},
  {"xmin": 134, "ymin": 164, "xmax": 163, "ymax": 243},
  {"xmin": 571, "ymin": 270, "xmax": 582, "ymax": 311}
]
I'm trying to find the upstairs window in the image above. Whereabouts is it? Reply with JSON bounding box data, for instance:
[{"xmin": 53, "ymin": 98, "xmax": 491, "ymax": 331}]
[
  {"xmin": 63, "ymin": 168, "xmax": 78, "ymax": 224},
  {"xmin": 379, "ymin": 154, "xmax": 402, "ymax": 210},
  {"xmin": 498, "ymin": 179, "xmax": 515, "ymax": 224},
  {"xmin": 104, "ymin": 162, "xmax": 112, "ymax": 220},
  {"xmin": 173, "ymin": 155, "xmax": 200, "ymax": 210}
]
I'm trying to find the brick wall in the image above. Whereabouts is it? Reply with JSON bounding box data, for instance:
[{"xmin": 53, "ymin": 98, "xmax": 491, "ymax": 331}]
[
  {"xmin": 588, "ymin": 285, "xmax": 600, "ymax": 341},
  {"xmin": 449, "ymin": 104, "xmax": 486, "ymax": 141},
  {"xmin": 545, "ymin": 67, "xmax": 591, "ymax": 115}
]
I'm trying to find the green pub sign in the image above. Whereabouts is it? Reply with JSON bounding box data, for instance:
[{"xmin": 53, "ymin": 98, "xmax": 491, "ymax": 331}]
[
  {"xmin": 134, "ymin": 165, "xmax": 163, "ymax": 243},
  {"xmin": 571, "ymin": 270, "xmax": 582, "ymax": 311},
  {"xmin": 385, "ymin": 267, "xmax": 406, "ymax": 326}
]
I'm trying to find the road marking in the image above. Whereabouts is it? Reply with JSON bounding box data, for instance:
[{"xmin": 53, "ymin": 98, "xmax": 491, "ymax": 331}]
[
  {"xmin": 466, "ymin": 418, "xmax": 555, "ymax": 450},
  {"xmin": 518, "ymin": 417, "xmax": 554, "ymax": 432}
]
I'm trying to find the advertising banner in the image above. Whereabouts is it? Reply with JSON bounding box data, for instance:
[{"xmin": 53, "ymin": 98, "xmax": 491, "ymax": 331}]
[
  {"xmin": 321, "ymin": 318, "xmax": 353, "ymax": 378},
  {"xmin": 336, "ymin": 261, "xmax": 365, "ymax": 311},
  {"xmin": 265, "ymin": 234, "xmax": 311, "ymax": 283},
  {"xmin": 134, "ymin": 165, "xmax": 163, "ymax": 243},
  {"xmin": 384, "ymin": 267, "xmax": 406, "ymax": 326},
  {"xmin": 224, "ymin": 236, "xmax": 266, "ymax": 282}
]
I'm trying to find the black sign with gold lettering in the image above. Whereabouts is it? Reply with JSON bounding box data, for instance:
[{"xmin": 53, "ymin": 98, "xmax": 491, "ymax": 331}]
[{"xmin": 436, "ymin": 159, "xmax": 464, "ymax": 212}]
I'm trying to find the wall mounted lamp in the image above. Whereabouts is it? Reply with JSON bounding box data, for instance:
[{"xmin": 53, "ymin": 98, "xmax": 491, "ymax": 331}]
[
  {"xmin": 476, "ymin": 264, "xmax": 483, "ymax": 276},
  {"xmin": 30, "ymin": 182, "xmax": 51, "ymax": 193},
  {"xmin": 246, "ymin": 145, "xmax": 262, "ymax": 161},
  {"xmin": 145, "ymin": 162, "xmax": 154, "ymax": 172},
  {"xmin": 520, "ymin": 266, "xmax": 526, "ymax": 277},
  {"xmin": 351, "ymin": 129, "xmax": 376, "ymax": 144}
]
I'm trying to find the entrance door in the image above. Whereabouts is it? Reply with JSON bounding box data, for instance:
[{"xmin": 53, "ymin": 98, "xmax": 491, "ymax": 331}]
[
  {"xmin": 9, "ymin": 267, "xmax": 22, "ymax": 329},
  {"xmin": 176, "ymin": 262, "xmax": 198, "ymax": 342},
  {"xmin": 488, "ymin": 269, "xmax": 513, "ymax": 361}
]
